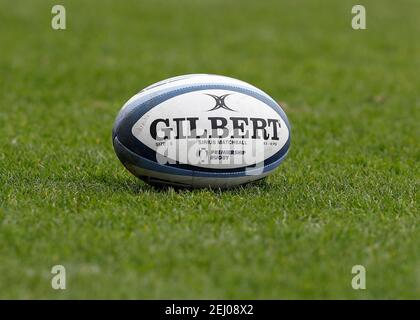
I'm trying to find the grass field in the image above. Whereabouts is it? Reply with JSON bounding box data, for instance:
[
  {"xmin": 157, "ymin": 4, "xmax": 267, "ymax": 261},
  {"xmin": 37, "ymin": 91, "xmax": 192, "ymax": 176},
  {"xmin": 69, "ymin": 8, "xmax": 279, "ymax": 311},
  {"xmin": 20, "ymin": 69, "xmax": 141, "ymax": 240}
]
[{"xmin": 0, "ymin": 0, "xmax": 419, "ymax": 299}]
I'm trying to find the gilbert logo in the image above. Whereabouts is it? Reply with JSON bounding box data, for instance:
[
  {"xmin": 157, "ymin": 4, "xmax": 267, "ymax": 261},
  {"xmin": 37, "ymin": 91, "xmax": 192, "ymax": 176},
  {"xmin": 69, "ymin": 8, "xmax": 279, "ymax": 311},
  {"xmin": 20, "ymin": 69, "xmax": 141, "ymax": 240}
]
[{"xmin": 205, "ymin": 93, "xmax": 236, "ymax": 112}]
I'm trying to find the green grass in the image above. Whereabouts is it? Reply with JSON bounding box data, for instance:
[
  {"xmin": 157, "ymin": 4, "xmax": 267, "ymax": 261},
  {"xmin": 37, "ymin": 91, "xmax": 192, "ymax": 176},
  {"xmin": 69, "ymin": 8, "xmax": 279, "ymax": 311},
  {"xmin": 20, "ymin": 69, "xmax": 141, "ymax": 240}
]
[{"xmin": 0, "ymin": 0, "xmax": 419, "ymax": 299}]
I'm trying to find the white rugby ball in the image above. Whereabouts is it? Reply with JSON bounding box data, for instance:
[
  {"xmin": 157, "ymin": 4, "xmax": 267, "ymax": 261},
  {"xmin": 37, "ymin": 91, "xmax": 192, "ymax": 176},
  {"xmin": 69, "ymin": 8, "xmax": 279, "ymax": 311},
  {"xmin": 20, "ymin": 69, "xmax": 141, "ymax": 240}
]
[{"xmin": 112, "ymin": 74, "xmax": 290, "ymax": 188}]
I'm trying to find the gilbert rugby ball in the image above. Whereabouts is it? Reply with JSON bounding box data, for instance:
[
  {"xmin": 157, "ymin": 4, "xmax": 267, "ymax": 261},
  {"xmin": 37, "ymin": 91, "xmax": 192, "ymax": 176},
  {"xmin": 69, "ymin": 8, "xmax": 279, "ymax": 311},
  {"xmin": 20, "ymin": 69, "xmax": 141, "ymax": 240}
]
[{"xmin": 112, "ymin": 74, "xmax": 290, "ymax": 188}]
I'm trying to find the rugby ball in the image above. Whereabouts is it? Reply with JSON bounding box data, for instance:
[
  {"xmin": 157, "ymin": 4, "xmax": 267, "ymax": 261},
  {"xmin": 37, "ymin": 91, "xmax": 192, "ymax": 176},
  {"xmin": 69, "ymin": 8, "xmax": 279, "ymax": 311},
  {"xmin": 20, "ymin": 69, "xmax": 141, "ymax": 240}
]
[{"xmin": 112, "ymin": 74, "xmax": 290, "ymax": 188}]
